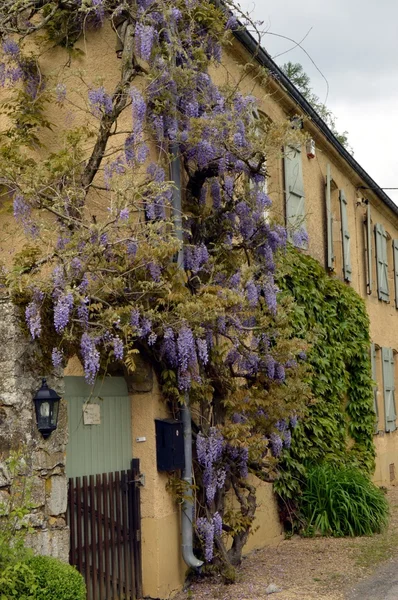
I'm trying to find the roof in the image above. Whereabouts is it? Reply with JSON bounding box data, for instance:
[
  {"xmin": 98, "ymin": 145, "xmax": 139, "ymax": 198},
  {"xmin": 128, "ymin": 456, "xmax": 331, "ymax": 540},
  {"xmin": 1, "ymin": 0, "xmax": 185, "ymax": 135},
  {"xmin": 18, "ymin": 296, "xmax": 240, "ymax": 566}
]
[{"xmin": 233, "ymin": 27, "xmax": 398, "ymax": 219}]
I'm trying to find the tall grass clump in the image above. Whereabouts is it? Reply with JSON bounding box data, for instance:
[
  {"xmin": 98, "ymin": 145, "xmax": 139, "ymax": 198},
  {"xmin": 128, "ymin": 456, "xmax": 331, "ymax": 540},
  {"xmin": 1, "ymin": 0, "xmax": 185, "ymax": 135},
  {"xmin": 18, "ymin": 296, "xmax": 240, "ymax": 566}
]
[{"xmin": 300, "ymin": 464, "xmax": 389, "ymax": 537}]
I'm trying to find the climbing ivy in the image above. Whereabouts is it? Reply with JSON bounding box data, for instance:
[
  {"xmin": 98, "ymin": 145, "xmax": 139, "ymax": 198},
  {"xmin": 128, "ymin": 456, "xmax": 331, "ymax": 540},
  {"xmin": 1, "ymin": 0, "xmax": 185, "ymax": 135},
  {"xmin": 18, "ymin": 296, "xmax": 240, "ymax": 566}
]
[{"xmin": 274, "ymin": 248, "xmax": 376, "ymax": 521}]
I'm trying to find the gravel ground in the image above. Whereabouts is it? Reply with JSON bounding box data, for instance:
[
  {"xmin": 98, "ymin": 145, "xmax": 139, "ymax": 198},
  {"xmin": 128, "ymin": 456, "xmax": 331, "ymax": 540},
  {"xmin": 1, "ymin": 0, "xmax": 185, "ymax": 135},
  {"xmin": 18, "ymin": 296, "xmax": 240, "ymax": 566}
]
[{"xmin": 174, "ymin": 487, "xmax": 398, "ymax": 600}]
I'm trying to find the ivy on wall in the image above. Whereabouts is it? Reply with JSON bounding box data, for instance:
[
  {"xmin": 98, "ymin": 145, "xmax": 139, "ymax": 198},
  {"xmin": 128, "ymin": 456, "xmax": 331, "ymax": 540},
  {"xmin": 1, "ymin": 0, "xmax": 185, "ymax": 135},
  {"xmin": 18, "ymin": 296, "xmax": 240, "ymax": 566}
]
[{"xmin": 274, "ymin": 248, "xmax": 376, "ymax": 514}]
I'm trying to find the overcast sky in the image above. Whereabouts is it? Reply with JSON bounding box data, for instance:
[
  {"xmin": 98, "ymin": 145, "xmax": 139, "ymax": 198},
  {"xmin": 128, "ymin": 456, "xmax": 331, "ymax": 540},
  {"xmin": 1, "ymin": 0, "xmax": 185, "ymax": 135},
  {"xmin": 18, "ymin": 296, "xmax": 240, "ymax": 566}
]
[{"xmin": 239, "ymin": 0, "xmax": 398, "ymax": 204}]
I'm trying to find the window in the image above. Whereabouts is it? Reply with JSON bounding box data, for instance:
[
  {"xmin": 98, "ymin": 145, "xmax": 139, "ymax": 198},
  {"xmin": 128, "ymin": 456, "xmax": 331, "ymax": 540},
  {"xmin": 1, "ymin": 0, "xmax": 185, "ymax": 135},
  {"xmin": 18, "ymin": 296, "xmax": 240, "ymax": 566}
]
[
  {"xmin": 375, "ymin": 223, "xmax": 389, "ymax": 302},
  {"xmin": 284, "ymin": 144, "xmax": 307, "ymax": 248},
  {"xmin": 382, "ymin": 347, "xmax": 396, "ymax": 432}
]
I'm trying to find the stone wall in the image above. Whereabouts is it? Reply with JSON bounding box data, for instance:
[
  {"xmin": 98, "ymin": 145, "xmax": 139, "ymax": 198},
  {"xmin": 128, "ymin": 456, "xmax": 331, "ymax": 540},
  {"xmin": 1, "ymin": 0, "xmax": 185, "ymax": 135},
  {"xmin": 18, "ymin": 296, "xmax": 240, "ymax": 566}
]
[{"xmin": 0, "ymin": 297, "xmax": 69, "ymax": 561}]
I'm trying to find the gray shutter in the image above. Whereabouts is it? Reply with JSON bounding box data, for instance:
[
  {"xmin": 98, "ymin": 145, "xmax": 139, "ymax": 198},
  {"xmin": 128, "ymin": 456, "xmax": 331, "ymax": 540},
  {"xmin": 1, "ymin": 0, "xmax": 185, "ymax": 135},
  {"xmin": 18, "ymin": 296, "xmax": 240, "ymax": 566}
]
[
  {"xmin": 367, "ymin": 206, "xmax": 373, "ymax": 294},
  {"xmin": 284, "ymin": 144, "xmax": 307, "ymax": 248},
  {"xmin": 375, "ymin": 224, "xmax": 389, "ymax": 302},
  {"xmin": 340, "ymin": 190, "xmax": 352, "ymax": 282},
  {"xmin": 370, "ymin": 343, "xmax": 379, "ymax": 431},
  {"xmin": 326, "ymin": 164, "xmax": 334, "ymax": 270},
  {"xmin": 393, "ymin": 239, "xmax": 398, "ymax": 309},
  {"xmin": 382, "ymin": 347, "xmax": 396, "ymax": 432}
]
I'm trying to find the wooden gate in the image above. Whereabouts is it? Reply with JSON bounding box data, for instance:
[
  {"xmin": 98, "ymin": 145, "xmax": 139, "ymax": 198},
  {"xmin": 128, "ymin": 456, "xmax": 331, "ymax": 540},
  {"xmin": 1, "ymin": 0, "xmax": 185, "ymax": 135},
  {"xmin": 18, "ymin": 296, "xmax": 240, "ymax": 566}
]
[{"xmin": 67, "ymin": 459, "xmax": 142, "ymax": 600}]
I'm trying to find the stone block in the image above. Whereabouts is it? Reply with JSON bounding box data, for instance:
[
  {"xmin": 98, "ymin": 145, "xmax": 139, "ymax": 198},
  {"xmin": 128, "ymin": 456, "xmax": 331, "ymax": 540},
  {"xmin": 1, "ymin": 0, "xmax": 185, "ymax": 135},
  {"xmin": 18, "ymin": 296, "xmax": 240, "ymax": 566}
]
[
  {"xmin": 47, "ymin": 475, "xmax": 67, "ymax": 516},
  {"xmin": 0, "ymin": 464, "xmax": 10, "ymax": 487},
  {"xmin": 25, "ymin": 528, "xmax": 70, "ymax": 562}
]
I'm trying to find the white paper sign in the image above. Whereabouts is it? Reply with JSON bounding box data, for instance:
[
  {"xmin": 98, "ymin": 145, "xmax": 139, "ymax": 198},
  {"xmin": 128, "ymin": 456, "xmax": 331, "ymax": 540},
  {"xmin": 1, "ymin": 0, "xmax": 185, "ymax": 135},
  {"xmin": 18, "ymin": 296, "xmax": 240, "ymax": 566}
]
[{"xmin": 83, "ymin": 403, "xmax": 101, "ymax": 425}]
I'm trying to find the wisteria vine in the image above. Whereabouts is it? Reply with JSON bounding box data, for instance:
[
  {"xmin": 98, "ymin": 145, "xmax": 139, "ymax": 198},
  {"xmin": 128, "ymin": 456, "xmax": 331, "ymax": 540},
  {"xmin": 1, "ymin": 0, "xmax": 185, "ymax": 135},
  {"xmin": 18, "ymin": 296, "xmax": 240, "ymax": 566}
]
[{"xmin": 0, "ymin": 0, "xmax": 310, "ymax": 571}]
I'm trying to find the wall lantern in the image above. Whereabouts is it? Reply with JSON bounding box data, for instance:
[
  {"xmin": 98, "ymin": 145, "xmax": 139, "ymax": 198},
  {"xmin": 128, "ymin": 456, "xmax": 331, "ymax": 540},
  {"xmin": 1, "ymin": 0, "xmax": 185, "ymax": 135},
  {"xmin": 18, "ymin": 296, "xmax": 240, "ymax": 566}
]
[{"xmin": 33, "ymin": 378, "xmax": 61, "ymax": 439}]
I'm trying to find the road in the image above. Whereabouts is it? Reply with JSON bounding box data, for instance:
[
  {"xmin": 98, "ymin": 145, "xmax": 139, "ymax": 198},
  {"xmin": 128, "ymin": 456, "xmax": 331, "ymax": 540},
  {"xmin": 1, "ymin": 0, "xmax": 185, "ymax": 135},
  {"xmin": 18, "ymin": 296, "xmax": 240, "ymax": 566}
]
[{"xmin": 348, "ymin": 558, "xmax": 398, "ymax": 599}]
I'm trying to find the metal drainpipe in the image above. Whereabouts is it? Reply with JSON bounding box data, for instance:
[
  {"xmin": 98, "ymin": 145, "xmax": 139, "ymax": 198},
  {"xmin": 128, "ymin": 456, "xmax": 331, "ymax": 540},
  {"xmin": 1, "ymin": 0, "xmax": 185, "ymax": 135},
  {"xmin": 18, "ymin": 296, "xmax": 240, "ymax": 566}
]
[{"xmin": 170, "ymin": 145, "xmax": 204, "ymax": 570}]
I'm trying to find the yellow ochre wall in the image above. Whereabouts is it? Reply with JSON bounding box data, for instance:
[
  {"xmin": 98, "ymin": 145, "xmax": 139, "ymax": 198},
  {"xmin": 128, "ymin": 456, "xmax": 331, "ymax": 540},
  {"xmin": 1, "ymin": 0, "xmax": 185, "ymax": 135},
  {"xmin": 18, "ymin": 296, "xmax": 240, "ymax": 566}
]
[{"xmin": 5, "ymin": 20, "xmax": 398, "ymax": 599}]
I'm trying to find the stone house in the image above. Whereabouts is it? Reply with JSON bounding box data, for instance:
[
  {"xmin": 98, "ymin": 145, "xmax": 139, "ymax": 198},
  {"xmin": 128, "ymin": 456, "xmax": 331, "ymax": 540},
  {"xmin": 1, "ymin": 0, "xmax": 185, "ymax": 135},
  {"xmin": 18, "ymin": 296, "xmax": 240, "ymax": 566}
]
[{"xmin": 0, "ymin": 11, "xmax": 397, "ymax": 600}]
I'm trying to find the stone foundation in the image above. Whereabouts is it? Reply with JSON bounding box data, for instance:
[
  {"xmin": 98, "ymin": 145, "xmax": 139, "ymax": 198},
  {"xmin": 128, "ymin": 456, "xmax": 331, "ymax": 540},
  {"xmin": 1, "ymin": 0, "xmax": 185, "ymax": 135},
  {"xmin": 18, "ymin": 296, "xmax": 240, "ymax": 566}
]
[{"xmin": 0, "ymin": 298, "xmax": 69, "ymax": 562}]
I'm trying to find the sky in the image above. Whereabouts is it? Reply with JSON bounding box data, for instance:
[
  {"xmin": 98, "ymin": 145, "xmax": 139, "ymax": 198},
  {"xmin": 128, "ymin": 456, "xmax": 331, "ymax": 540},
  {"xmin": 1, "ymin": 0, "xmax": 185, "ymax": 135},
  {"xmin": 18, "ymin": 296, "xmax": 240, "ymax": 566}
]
[{"xmin": 239, "ymin": 0, "xmax": 398, "ymax": 204}]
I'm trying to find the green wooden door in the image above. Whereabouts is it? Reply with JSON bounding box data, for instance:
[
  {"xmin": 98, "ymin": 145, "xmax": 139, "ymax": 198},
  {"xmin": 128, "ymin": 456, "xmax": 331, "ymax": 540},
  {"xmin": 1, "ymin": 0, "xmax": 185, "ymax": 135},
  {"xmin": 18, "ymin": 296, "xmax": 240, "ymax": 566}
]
[{"xmin": 66, "ymin": 376, "xmax": 132, "ymax": 479}]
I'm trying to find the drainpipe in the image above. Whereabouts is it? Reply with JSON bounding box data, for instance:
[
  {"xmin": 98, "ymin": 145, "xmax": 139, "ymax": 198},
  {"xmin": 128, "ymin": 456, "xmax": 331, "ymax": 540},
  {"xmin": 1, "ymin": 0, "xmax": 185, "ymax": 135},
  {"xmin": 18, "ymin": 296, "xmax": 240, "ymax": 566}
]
[{"xmin": 170, "ymin": 146, "xmax": 204, "ymax": 570}]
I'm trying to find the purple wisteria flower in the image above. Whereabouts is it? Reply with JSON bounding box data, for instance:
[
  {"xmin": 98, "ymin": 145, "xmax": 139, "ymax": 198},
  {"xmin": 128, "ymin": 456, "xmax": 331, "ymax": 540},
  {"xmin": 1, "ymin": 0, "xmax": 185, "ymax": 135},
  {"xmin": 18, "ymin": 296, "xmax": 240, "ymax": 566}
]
[
  {"xmin": 160, "ymin": 328, "xmax": 178, "ymax": 368},
  {"xmin": 81, "ymin": 333, "xmax": 100, "ymax": 384},
  {"xmin": 213, "ymin": 512, "xmax": 222, "ymax": 538},
  {"xmin": 51, "ymin": 348, "xmax": 63, "ymax": 368},
  {"xmin": 25, "ymin": 289, "xmax": 44, "ymax": 339},
  {"xmin": 55, "ymin": 83, "xmax": 66, "ymax": 103},
  {"xmin": 292, "ymin": 227, "xmax": 309, "ymax": 248},
  {"xmin": 112, "ymin": 336, "xmax": 124, "ymax": 361},
  {"xmin": 246, "ymin": 281, "xmax": 258, "ymax": 307},
  {"xmin": 177, "ymin": 326, "xmax": 197, "ymax": 372},
  {"xmin": 270, "ymin": 433, "xmax": 283, "ymax": 457},
  {"xmin": 196, "ymin": 338, "xmax": 208, "ymax": 365},
  {"xmin": 196, "ymin": 428, "xmax": 226, "ymax": 504},
  {"xmin": 77, "ymin": 298, "xmax": 89, "ymax": 330},
  {"xmin": 184, "ymin": 244, "xmax": 209, "ymax": 274},
  {"xmin": 148, "ymin": 262, "xmax": 162, "ymax": 282},
  {"xmin": 290, "ymin": 414, "xmax": 299, "ymax": 428},
  {"xmin": 2, "ymin": 39, "xmax": 20, "ymax": 57},
  {"xmin": 88, "ymin": 86, "xmax": 113, "ymax": 117},
  {"xmin": 135, "ymin": 23, "xmax": 155, "ymax": 61},
  {"xmin": 130, "ymin": 309, "xmax": 140, "ymax": 328},
  {"xmin": 119, "ymin": 207, "xmax": 129, "ymax": 221},
  {"xmin": 196, "ymin": 517, "xmax": 215, "ymax": 562},
  {"xmin": 54, "ymin": 292, "xmax": 74, "ymax": 333}
]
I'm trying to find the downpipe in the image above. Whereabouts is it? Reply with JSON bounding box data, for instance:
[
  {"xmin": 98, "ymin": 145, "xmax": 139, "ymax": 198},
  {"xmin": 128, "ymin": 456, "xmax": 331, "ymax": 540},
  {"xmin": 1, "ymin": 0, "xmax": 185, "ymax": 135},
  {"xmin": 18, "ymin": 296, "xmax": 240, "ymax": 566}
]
[{"xmin": 170, "ymin": 147, "xmax": 203, "ymax": 570}]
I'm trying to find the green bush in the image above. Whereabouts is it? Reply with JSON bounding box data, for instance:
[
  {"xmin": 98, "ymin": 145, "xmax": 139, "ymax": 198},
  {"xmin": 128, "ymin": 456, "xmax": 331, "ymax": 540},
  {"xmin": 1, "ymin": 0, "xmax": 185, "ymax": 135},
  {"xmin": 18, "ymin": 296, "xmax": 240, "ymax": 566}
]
[
  {"xmin": 0, "ymin": 560, "xmax": 38, "ymax": 600},
  {"xmin": 300, "ymin": 464, "xmax": 389, "ymax": 537},
  {"xmin": 26, "ymin": 555, "xmax": 86, "ymax": 600}
]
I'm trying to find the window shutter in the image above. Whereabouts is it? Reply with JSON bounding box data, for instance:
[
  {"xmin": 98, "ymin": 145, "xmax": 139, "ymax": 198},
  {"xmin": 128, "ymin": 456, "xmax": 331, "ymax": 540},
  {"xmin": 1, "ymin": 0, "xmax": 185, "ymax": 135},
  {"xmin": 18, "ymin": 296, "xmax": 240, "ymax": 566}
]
[
  {"xmin": 393, "ymin": 239, "xmax": 398, "ymax": 309},
  {"xmin": 367, "ymin": 206, "xmax": 373, "ymax": 294},
  {"xmin": 375, "ymin": 224, "xmax": 389, "ymax": 302},
  {"xmin": 326, "ymin": 164, "xmax": 334, "ymax": 270},
  {"xmin": 339, "ymin": 190, "xmax": 352, "ymax": 282},
  {"xmin": 370, "ymin": 343, "xmax": 379, "ymax": 431},
  {"xmin": 284, "ymin": 144, "xmax": 307, "ymax": 248},
  {"xmin": 382, "ymin": 347, "xmax": 396, "ymax": 432}
]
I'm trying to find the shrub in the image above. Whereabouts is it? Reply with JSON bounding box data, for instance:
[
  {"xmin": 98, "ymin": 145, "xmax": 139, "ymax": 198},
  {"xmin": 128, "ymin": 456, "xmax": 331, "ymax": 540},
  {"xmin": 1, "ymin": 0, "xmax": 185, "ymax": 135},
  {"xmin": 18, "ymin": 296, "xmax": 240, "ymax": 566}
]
[
  {"xmin": 0, "ymin": 560, "xmax": 38, "ymax": 600},
  {"xmin": 26, "ymin": 555, "xmax": 86, "ymax": 600},
  {"xmin": 300, "ymin": 464, "xmax": 389, "ymax": 537}
]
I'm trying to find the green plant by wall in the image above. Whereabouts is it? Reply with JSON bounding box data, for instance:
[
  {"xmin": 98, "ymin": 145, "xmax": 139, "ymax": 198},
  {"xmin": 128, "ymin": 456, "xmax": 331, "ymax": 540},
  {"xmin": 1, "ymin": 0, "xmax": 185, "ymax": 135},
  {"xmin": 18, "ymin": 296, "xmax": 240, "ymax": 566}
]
[
  {"xmin": 274, "ymin": 248, "xmax": 376, "ymax": 523},
  {"xmin": 25, "ymin": 556, "xmax": 86, "ymax": 600},
  {"xmin": 301, "ymin": 464, "xmax": 389, "ymax": 536}
]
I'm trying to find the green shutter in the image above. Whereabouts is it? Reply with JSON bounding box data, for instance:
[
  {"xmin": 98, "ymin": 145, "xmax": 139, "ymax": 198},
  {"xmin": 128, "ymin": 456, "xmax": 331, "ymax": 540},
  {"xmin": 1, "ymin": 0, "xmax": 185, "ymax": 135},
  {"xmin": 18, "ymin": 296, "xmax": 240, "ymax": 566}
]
[
  {"xmin": 370, "ymin": 343, "xmax": 379, "ymax": 431},
  {"xmin": 382, "ymin": 347, "xmax": 396, "ymax": 432},
  {"xmin": 375, "ymin": 224, "xmax": 389, "ymax": 302},
  {"xmin": 326, "ymin": 164, "xmax": 334, "ymax": 270},
  {"xmin": 393, "ymin": 239, "xmax": 398, "ymax": 309},
  {"xmin": 339, "ymin": 190, "xmax": 352, "ymax": 281},
  {"xmin": 284, "ymin": 144, "xmax": 307, "ymax": 248},
  {"xmin": 367, "ymin": 206, "xmax": 373, "ymax": 294}
]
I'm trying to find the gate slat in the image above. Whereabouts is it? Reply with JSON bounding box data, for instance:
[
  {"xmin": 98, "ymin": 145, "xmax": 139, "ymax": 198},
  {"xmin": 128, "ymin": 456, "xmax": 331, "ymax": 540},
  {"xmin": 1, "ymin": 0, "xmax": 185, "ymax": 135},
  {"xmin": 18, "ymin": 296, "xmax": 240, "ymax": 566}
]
[
  {"xmin": 103, "ymin": 473, "xmax": 111, "ymax": 599},
  {"xmin": 127, "ymin": 468, "xmax": 136, "ymax": 599},
  {"xmin": 82, "ymin": 476, "xmax": 91, "ymax": 600},
  {"xmin": 121, "ymin": 471, "xmax": 131, "ymax": 598},
  {"xmin": 96, "ymin": 474, "xmax": 104, "ymax": 600},
  {"xmin": 89, "ymin": 475, "xmax": 97, "ymax": 600},
  {"xmin": 132, "ymin": 459, "xmax": 143, "ymax": 599},
  {"xmin": 109, "ymin": 472, "xmax": 118, "ymax": 599},
  {"xmin": 68, "ymin": 478, "xmax": 76, "ymax": 567},
  {"xmin": 115, "ymin": 471, "xmax": 123, "ymax": 597},
  {"xmin": 76, "ymin": 478, "xmax": 83, "ymax": 576}
]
